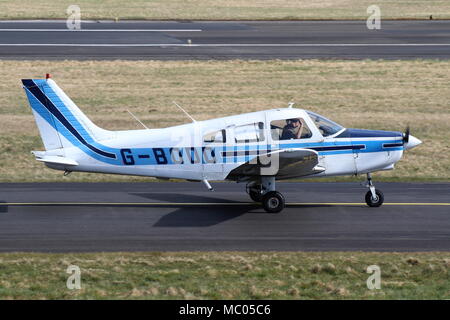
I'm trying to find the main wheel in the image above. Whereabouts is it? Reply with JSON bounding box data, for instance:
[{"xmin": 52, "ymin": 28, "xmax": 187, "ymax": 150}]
[
  {"xmin": 365, "ymin": 189, "xmax": 384, "ymax": 207},
  {"xmin": 249, "ymin": 189, "xmax": 262, "ymax": 202},
  {"xmin": 262, "ymin": 191, "xmax": 285, "ymax": 213}
]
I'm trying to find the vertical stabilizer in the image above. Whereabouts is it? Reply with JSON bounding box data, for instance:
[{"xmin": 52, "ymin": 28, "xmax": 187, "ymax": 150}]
[{"xmin": 22, "ymin": 77, "xmax": 114, "ymax": 151}]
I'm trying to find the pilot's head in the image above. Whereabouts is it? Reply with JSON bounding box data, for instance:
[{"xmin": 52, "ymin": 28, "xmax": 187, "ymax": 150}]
[{"xmin": 286, "ymin": 118, "xmax": 301, "ymax": 127}]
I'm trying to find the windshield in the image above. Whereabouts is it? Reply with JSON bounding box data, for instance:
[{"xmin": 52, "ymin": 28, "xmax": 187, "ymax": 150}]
[{"xmin": 306, "ymin": 111, "xmax": 344, "ymax": 137}]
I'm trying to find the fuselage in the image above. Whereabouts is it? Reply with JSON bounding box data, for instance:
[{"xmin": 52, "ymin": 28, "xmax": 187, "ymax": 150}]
[{"xmin": 44, "ymin": 108, "xmax": 417, "ymax": 181}]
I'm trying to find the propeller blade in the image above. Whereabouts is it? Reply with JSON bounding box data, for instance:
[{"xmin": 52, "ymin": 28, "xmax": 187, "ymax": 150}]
[{"xmin": 403, "ymin": 126, "xmax": 410, "ymax": 143}]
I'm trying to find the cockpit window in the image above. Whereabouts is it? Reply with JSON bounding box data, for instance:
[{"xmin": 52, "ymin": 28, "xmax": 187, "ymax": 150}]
[
  {"xmin": 306, "ymin": 111, "xmax": 344, "ymax": 137},
  {"xmin": 271, "ymin": 118, "xmax": 312, "ymax": 141}
]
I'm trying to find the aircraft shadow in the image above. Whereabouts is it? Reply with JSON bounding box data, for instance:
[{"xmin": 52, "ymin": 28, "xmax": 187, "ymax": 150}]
[
  {"xmin": 151, "ymin": 204, "xmax": 344, "ymax": 227},
  {"xmin": 132, "ymin": 192, "xmax": 344, "ymax": 226},
  {"xmin": 132, "ymin": 192, "xmax": 260, "ymax": 227},
  {"xmin": 153, "ymin": 205, "xmax": 260, "ymax": 227},
  {"xmin": 129, "ymin": 192, "xmax": 242, "ymax": 203}
]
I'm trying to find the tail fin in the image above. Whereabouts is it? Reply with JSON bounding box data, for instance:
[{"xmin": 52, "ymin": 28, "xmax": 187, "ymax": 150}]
[{"xmin": 22, "ymin": 78, "xmax": 113, "ymax": 152}]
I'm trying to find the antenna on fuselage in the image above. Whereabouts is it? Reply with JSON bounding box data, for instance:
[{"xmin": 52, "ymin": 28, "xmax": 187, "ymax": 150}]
[
  {"xmin": 173, "ymin": 101, "xmax": 196, "ymax": 123},
  {"xmin": 288, "ymin": 102, "xmax": 295, "ymax": 108},
  {"xmin": 126, "ymin": 110, "xmax": 150, "ymax": 130}
]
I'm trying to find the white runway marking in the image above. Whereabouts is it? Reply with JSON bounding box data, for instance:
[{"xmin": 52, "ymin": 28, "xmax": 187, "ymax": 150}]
[
  {"xmin": 0, "ymin": 43, "xmax": 449, "ymax": 47},
  {"xmin": 0, "ymin": 29, "xmax": 202, "ymax": 32}
]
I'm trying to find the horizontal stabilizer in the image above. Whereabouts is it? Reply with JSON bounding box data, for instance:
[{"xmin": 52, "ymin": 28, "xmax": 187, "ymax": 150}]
[{"xmin": 32, "ymin": 152, "xmax": 79, "ymax": 166}]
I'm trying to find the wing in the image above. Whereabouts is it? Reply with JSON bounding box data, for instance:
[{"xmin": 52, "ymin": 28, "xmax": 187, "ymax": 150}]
[{"xmin": 227, "ymin": 148, "xmax": 325, "ymax": 180}]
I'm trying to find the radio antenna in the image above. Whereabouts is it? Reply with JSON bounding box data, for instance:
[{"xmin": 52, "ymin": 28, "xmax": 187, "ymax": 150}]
[
  {"xmin": 126, "ymin": 109, "xmax": 150, "ymax": 130},
  {"xmin": 173, "ymin": 101, "xmax": 196, "ymax": 123}
]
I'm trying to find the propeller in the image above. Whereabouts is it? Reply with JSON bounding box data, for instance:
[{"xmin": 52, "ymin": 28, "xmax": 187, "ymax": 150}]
[{"xmin": 403, "ymin": 126, "xmax": 410, "ymax": 144}]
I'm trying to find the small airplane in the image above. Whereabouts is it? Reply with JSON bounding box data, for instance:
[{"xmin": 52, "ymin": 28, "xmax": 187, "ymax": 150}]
[{"xmin": 22, "ymin": 75, "xmax": 422, "ymax": 213}]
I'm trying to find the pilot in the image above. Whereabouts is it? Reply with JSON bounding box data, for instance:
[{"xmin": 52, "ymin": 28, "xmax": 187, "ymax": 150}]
[{"xmin": 281, "ymin": 118, "xmax": 303, "ymax": 140}]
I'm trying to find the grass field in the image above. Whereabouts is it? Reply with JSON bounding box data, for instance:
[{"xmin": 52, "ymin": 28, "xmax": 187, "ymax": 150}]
[
  {"xmin": 0, "ymin": 0, "xmax": 450, "ymax": 20},
  {"xmin": 0, "ymin": 59, "xmax": 448, "ymax": 182},
  {"xmin": 0, "ymin": 252, "xmax": 448, "ymax": 299}
]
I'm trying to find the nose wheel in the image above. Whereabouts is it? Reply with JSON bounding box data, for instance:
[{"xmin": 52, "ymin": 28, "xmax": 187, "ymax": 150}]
[
  {"xmin": 365, "ymin": 189, "xmax": 384, "ymax": 207},
  {"xmin": 364, "ymin": 173, "xmax": 384, "ymax": 207}
]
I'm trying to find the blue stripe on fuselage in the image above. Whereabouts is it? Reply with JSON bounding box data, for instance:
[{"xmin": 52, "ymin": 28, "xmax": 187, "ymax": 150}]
[
  {"xmin": 278, "ymin": 138, "xmax": 403, "ymax": 155},
  {"xmin": 336, "ymin": 128, "xmax": 403, "ymax": 138}
]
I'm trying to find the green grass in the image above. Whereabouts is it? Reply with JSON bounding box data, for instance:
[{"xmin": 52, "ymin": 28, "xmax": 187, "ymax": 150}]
[
  {"xmin": 0, "ymin": 0, "xmax": 449, "ymax": 20},
  {"xmin": 0, "ymin": 59, "xmax": 449, "ymax": 182},
  {"xmin": 0, "ymin": 252, "xmax": 448, "ymax": 299}
]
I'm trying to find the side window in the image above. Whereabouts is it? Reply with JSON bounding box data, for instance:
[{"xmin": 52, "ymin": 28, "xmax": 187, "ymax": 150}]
[
  {"xmin": 203, "ymin": 129, "xmax": 226, "ymax": 143},
  {"xmin": 234, "ymin": 122, "xmax": 265, "ymax": 143},
  {"xmin": 270, "ymin": 118, "xmax": 312, "ymax": 141}
]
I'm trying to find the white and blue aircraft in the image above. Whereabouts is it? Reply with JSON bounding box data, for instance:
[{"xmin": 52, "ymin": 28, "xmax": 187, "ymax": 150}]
[{"xmin": 22, "ymin": 76, "xmax": 421, "ymax": 213}]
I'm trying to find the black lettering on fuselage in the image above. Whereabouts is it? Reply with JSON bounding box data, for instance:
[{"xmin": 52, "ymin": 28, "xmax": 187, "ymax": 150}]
[
  {"xmin": 153, "ymin": 148, "xmax": 168, "ymax": 164},
  {"xmin": 185, "ymin": 147, "xmax": 200, "ymax": 164},
  {"xmin": 203, "ymin": 147, "xmax": 216, "ymax": 164},
  {"xmin": 170, "ymin": 147, "xmax": 184, "ymax": 164}
]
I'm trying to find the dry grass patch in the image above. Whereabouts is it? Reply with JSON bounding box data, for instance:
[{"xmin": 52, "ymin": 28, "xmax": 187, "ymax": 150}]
[
  {"xmin": 0, "ymin": 252, "xmax": 448, "ymax": 299},
  {"xmin": 0, "ymin": 1, "xmax": 449, "ymax": 20},
  {"xmin": 0, "ymin": 59, "xmax": 449, "ymax": 182}
]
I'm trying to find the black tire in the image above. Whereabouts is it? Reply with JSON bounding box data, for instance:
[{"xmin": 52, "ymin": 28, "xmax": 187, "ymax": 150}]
[
  {"xmin": 262, "ymin": 191, "xmax": 285, "ymax": 213},
  {"xmin": 249, "ymin": 190, "xmax": 262, "ymax": 202},
  {"xmin": 365, "ymin": 189, "xmax": 384, "ymax": 207}
]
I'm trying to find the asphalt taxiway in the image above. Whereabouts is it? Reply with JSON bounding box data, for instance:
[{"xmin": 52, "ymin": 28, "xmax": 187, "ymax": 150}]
[{"xmin": 0, "ymin": 182, "xmax": 449, "ymax": 252}]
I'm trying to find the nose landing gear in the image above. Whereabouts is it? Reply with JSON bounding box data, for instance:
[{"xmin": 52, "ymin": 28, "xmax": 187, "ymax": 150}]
[{"xmin": 364, "ymin": 173, "xmax": 384, "ymax": 207}]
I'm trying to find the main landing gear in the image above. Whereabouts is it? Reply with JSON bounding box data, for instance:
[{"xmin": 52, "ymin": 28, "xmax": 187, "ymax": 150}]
[
  {"xmin": 364, "ymin": 173, "xmax": 384, "ymax": 207},
  {"xmin": 246, "ymin": 177, "xmax": 285, "ymax": 213}
]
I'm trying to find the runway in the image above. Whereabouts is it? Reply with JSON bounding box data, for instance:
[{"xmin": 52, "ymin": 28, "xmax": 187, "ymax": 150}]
[
  {"xmin": 1, "ymin": 20, "xmax": 450, "ymax": 59},
  {"xmin": 0, "ymin": 182, "xmax": 449, "ymax": 252}
]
